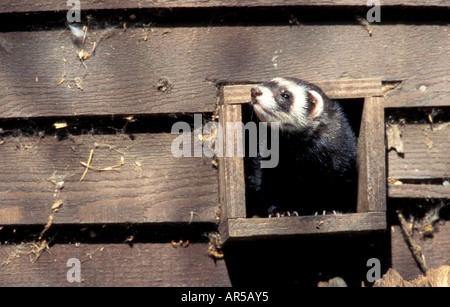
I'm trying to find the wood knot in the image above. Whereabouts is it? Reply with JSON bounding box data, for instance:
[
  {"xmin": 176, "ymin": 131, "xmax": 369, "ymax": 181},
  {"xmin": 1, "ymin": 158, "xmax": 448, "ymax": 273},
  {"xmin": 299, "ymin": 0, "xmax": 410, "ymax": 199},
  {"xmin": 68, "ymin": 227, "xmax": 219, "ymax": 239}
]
[{"xmin": 156, "ymin": 77, "xmax": 172, "ymax": 93}]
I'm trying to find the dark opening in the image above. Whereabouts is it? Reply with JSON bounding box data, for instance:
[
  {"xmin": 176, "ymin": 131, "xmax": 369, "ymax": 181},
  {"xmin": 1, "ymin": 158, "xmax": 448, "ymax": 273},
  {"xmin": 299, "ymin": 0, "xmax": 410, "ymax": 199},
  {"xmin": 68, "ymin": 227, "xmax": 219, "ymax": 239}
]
[{"xmin": 243, "ymin": 98, "xmax": 364, "ymax": 218}]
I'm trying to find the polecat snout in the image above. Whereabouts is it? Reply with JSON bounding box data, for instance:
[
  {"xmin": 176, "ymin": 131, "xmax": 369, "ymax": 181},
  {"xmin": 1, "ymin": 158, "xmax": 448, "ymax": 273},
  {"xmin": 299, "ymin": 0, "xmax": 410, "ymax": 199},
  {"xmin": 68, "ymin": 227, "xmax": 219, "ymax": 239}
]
[{"xmin": 247, "ymin": 77, "xmax": 358, "ymax": 217}]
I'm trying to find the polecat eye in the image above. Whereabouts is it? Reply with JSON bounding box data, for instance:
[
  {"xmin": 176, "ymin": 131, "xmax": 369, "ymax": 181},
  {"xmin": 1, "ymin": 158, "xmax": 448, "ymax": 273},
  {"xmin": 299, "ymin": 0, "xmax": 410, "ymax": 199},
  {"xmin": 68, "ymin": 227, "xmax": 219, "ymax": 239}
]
[{"xmin": 281, "ymin": 93, "xmax": 290, "ymax": 100}]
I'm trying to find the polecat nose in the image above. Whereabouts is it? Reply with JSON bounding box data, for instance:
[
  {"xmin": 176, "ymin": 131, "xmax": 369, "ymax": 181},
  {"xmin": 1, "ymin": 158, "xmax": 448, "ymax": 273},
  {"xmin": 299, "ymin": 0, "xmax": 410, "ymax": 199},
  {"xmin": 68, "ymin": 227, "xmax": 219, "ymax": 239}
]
[{"xmin": 251, "ymin": 87, "xmax": 263, "ymax": 97}]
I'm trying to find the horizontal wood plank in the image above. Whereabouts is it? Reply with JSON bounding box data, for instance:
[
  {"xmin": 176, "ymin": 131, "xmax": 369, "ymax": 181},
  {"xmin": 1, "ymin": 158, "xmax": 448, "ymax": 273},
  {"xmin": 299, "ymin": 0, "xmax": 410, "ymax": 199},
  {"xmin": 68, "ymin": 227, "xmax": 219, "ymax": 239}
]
[
  {"xmin": 0, "ymin": 243, "xmax": 230, "ymax": 286},
  {"xmin": 0, "ymin": 25, "xmax": 448, "ymax": 118},
  {"xmin": 389, "ymin": 183, "xmax": 450, "ymax": 198},
  {"xmin": 387, "ymin": 123, "xmax": 450, "ymax": 180},
  {"xmin": 0, "ymin": 28, "xmax": 218, "ymax": 118},
  {"xmin": 223, "ymin": 79, "xmax": 382, "ymax": 105},
  {"xmin": 1, "ymin": 0, "xmax": 448, "ymax": 13},
  {"xmin": 384, "ymin": 71, "xmax": 450, "ymax": 108},
  {"xmin": 226, "ymin": 212, "xmax": 386, "ymax": 240},
  {"xmin": 0, "ymin": 132, "xmax": 218, "ymax": 225}
]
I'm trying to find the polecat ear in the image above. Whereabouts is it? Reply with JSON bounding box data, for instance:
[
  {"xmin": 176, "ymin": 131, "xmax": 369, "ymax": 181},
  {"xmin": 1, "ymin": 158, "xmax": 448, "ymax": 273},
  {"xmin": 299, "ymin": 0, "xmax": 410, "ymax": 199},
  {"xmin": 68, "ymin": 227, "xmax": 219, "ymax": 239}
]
[{"xmin": 307, "ymin": 90, "xmax": 324, "ymax": 118}]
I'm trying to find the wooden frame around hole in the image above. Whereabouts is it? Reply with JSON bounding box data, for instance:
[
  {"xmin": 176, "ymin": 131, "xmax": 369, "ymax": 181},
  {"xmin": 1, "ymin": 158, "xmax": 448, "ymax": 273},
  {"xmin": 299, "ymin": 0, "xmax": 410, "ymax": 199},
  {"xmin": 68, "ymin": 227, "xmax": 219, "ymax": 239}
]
[{"xmin": 218, "ymin": 79, "xmax": 387, "ymax": 244}]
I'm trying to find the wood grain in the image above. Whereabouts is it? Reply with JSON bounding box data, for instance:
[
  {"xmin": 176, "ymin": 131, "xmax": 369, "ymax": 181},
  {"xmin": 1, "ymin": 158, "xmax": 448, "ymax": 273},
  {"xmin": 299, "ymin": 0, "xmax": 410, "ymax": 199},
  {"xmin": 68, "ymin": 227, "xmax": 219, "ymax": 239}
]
[
  {"xmin": 0, "ymin": 243, "xmax": 231, "ymax": 286},
  {"xmin": 0, "ymin": 28, "xmax": 218, "ymax": 117},
  {"xmin": 0, "ymin": 25, "xmax": 448, "ymax": 118},
  {"xmin": 0, "ymin": 132, "xmax": 218, "ymax": 225},
  {"xmin": 389, "ymin": 183, "xmax": 450, "ymax": 199},
  {"xmin": 357, "ymin": 97, "xmax": 386, "ymax": 212},
  {"xmin": 218, "ymin": 104, "xmax": 246, "ymax": 219},
  {"xmin": 0, "ymin": 2, "xmax": 448, "ymax": 289},
  {"xmin": 226, "ymin": 212, "xmax": 386, "ymax": 240},
  {"xmin": 387, "ymin": 123, "xmax": 450, "ymax": 180},
  {"xmin": 391, "ymin": 224, "xmax": 450, "ymax": 281},
  {"xmin": 223, "ymin": 79, "xmax": 383, "ymax": 105},
  {"xmin": 1, "ymin": 0, "xmax": 448, "ymax": 13}
]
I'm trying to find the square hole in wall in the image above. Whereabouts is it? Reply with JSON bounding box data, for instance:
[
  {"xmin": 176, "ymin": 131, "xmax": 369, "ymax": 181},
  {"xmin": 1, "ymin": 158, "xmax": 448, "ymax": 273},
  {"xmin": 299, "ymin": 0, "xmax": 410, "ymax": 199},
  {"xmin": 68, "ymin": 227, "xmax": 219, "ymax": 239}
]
[
  {"xmin": 241, "ymin": 98, "xmax": 364, "ymax": 218},
  {"xmin": 218, "ymin": 79, "xmax": 387, "ymax": 244}
]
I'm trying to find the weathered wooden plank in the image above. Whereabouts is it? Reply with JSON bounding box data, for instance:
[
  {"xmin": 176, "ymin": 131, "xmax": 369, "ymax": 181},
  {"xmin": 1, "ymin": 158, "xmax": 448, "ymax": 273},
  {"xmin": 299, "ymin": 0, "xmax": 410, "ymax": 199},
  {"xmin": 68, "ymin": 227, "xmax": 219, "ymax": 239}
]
[
  {"xmin": 1, "ymin": 0, "xmax": 448, "ymax": 13},
  {"xmin": 0, "ymin": 28, "xmax": 218, "ymax": 117},
  {"xmin": 0, "ymin": 25, "xmax": 448, "ymax": 118},
  {"xmin": 223, "ymin": 79, "xmax": 382, "ymax": 105},
  {"xmin": 384, "ymin": 72, "xmax": 450, "ymax": 108},
  {"xmin": 389, "ymin": 183, "xmax": 450, "ymax": 198},
  {"xmin": 391, "ymin": 224, "xmax": 450, "ymax": 281},
  {"xmin": 357, "ymin": 97, "xmax": 386, "ymax": 212},
  {"xmin": 0, "ymin": 243, "xmax": 230, "ymax": 286},
  {"xmin": 218, "ymin": 104, "xmax": 246, "ymax": 219},
  {"xmin": 388, "ymin": 123, "xmax": 450, "ymax": 180},
  {"xmin": 226, "ymin": 213, "xmax": 386, "ymax": 240},
  {"xmin": 0, "ymin": 132, "xmax": 218, "ymax": 225}
]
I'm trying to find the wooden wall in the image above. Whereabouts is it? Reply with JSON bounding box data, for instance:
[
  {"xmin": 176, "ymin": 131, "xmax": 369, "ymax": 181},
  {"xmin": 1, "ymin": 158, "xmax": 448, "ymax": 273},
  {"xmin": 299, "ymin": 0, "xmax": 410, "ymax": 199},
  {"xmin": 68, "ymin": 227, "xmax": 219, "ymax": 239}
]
[{"xmin": 0, "ymin": 0, "xmax": 449, "ymax": 286}]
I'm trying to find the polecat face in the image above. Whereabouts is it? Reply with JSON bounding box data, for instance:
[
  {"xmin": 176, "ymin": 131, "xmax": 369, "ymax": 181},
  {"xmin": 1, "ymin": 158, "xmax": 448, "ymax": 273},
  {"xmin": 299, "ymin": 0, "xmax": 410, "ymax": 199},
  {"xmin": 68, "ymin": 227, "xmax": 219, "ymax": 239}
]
[{"xmin": 250, "ymin": 77, "xmax": 325, "ymax": 132}]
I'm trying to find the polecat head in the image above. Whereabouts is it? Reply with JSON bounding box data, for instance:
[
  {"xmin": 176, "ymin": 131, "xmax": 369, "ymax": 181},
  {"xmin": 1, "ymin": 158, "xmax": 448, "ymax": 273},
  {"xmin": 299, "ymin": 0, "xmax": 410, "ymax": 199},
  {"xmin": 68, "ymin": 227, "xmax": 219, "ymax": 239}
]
[{"xmin": 250, "ymin": 77, "xmax": 327, "ymax": 132}]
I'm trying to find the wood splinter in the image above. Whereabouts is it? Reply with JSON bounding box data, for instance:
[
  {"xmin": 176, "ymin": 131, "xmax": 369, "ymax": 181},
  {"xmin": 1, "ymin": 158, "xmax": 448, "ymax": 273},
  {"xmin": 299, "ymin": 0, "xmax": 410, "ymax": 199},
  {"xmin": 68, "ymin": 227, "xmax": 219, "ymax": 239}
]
[
  {"xmin": 397, "ymin": 210, "xmax": 428, "ymax": 274},
  {"xmin": 79, "ymin": 148, "xmax": 125, "ymax": 182}
]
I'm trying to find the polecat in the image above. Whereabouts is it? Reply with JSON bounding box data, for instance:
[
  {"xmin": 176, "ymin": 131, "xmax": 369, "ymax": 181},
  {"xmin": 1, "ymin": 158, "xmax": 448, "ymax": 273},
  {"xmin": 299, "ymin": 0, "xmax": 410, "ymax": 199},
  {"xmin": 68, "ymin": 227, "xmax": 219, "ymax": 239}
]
[{"xmin": 247, "ymin": 77, "xmax": 358, "ymax": 217}]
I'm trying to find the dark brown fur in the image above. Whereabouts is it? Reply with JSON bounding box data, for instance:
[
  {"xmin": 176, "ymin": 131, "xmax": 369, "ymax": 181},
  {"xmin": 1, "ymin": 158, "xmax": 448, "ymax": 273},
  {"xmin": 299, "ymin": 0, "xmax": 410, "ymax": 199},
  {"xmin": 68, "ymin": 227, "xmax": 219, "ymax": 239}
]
[{"xmin": 247, "ymin": 78, "xmax": 358, "ymax": 216}]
